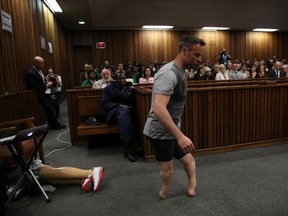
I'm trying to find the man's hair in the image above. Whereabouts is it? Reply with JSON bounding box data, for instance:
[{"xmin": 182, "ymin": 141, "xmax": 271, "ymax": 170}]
[
  {"xmin": 115, "ymin": 71, "xmax": 126, "ymax": 79},
  {"xmin": 179, "ymin": 35, "xmax": 206, "ymax": 51}
]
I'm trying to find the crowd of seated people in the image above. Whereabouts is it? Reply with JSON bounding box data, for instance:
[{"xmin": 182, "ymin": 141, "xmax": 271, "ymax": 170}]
[
  {"xmin": 80, "ymin": 55, "xmax": 288, "ymax": 89},
  {"xmin": 187, "ymin": 56, "xmax": 288, "ymax": 81},
  {"xmin": 80, "ymin": 60, "xmax": 164, "ymax": 88},
  {"xmin": 78, "ymin": 55, "xmax": 287, "ymax": 162}
]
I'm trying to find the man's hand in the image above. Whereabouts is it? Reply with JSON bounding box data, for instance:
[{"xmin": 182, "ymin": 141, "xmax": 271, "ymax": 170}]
[{"xmin": 177, "ymin": 134, "xmax": 195, "ymax": 153}]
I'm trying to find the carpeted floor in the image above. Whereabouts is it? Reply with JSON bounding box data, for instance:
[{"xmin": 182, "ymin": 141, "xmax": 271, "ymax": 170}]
[{"xmin": 4, "ymin": 100, "xmax": 288, "ymax": 216}]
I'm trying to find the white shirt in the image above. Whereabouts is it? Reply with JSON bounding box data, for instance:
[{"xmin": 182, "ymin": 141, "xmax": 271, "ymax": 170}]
[
  {"xmin": 139, "ymin": 77, "xmax": 154, "ymax": 84},
  {"xmin": 215, "ymin": 72, "xmax": 229, "ymax": 80}
]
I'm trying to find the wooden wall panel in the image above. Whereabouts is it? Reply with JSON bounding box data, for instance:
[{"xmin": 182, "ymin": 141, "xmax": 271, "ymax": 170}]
[
  {"xmin": 0, "ymin": 0, "xmax": 69, "ymax": 123},
  {"xmin": 196, "ymin": 31, "xmax": 218, "ymax": 62},
  {"xmin": 73, "ymin": 46, "xmax": 93, "ymax": 85},
  {"xmin": 0, "ymin": 90, "xmax": 45, "ymax": 125},
  {"xmin": 68, "ymin": 30, "xmax": 288, "ymax": 79},
  {"xmin": 0, "ymin": 1, "xmax": 17, "ymax": 94}
]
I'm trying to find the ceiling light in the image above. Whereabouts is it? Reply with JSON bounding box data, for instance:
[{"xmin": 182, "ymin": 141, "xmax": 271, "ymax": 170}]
[
  {"xmin": 43, "ymin": 0, "xmax": 63, "ymax": 13},
  {"xmin": 202, "ymin": 27, "xmax": 230, "ymax": 31},
  {"xmin": 253, "ymin": 28, "xmax": 279, "ymax": 32},
  {"xmin": 78, "ymin": 20, "xmax": 85, "ymax": 25},
  {"xmin": 142, "ymin": 25, "xmax": 174, "ymax": 29}
]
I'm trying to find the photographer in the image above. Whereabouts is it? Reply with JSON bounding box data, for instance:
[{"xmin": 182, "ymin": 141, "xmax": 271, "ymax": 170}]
[
  {"xmin": 219, "ymin": 49, "xmax": 231, "ymax": 66},
  {"xmin": 45, "ymin": 67, "xmax": 62, "ymax": 118}
]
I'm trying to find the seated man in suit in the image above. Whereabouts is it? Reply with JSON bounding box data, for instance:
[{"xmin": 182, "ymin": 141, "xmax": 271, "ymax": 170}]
[
  {"xmin": 101, "ymin": 72, "xmax": 141, "ymax": 162},
  {"xmin": 25, "ymin": 56, "xmax": 65, "ymax": 130},
  {"xmin": 267, "ymin": 61, "xmax": 285, "ymax": 78}
]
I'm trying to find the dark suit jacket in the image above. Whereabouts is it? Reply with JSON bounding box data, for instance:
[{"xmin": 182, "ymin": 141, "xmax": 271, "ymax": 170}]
[
  {"xmin": 25, "ymin": 67, "xmax": 47, "ymax": 103},
  {"xmin": 267, "ymin": 69, "xmax": 285, "ymax": 78},
  {"xmin": 25, "ymin": 67, "xmax": 61, "ymax": 128}
]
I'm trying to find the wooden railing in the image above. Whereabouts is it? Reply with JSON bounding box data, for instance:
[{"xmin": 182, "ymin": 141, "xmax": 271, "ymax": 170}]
[
  {"xmin": 0, "ymin": 90, "xmax": 45, "ymax": 125},
  {"xmin": 135, "ymin": 79, "xmax": 288, "ymax": 160},
  {"xmin": 67, "ymin": 79, "xmax": 288, "ymax": 161}
]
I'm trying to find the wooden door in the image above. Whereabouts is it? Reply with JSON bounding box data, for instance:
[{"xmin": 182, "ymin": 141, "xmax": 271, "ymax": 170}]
[{"xmin": 73, "ymin": 46, "xmax": 92, "ymax": 86}]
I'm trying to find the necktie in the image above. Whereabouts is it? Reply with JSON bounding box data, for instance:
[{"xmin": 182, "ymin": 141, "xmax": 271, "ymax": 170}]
[{"xmin": 38, "ymin": 70, "xmax": 45, "ymax": 83}]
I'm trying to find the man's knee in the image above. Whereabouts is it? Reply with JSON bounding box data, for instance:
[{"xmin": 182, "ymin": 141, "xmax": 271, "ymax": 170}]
[
  {"xmin": 181, "ymin": 154, "xmax": 196, "ymax": 170},
  {"xmin": 119, "ymin": 105, "xmax": 130, "ymax": 115},
  {"xmin": 118, "ymin": 106, "xmax": 132, "ymax": 123}
]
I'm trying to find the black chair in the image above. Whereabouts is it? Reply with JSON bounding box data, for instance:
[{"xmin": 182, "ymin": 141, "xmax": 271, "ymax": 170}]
[{"xmin": 1, "ymin": 125, "xmax": 51, "ymax": 206}]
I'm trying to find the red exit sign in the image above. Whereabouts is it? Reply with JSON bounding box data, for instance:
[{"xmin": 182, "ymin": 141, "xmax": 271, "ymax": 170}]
[{"xmin": 96, "ymin": 42, "xmax": 106, "ymax": 49}]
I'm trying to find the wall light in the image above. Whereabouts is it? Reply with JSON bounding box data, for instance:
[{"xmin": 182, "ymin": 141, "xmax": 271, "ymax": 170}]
[
  {"xmin": 253, "ymin": 28, "xmax": 279, "ymax": 32},
  {"xmin": 78, "ymin": 20, "xmax": 85, "ymax": 25},
  {"xmin": 43, "ymin": 0, "xmax": 63, "ymax": 13},
  {"xmin": 142, "ymin": 25, "xmax": 174, "ymax": 29}
]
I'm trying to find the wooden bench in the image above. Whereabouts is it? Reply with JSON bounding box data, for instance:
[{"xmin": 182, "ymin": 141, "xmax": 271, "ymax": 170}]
[{"xmin": 77, "ymin": 95, "xmax": 119, "ymax": 137}]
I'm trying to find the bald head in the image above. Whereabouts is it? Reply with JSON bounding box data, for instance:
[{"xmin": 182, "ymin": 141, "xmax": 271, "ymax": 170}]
[
  {"xmin": 33, "ymin": 56, "xmax": 44, "ymax": 64},
  {"xmin": 33, "ymin": 56, "xmax": 45, "ymax": 70},
  {"xmin": 274, "ymin": 61, "xmax": 281, "ymax": 70}
]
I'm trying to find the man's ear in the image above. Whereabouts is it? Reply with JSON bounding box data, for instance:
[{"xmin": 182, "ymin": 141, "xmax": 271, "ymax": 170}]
[{"xmin": 182, "ymin": 47, "xmax": 190, "ymax": 56}]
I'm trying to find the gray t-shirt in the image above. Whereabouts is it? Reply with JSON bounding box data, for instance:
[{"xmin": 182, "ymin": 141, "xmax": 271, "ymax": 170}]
[{"xmin": 143, "ymin": 60, "xmax": 187, "ymax": 139}]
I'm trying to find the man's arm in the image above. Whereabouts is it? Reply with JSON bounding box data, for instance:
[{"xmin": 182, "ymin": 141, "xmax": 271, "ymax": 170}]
[
  {"xmin": 25, "ymin": 71, "xmax": 46, "ymax": 91},
  {"xmin": 152, "ymin": 93, "xmax": 195, "ymax": 153},
  {"xmin": 101, "ymin": 87, "xmax": 120, "ymax": 112}
]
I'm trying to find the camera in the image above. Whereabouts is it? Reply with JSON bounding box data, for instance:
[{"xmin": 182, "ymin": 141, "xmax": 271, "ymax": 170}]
[
  {"xmin": 48, "ymin": 75, "xmax": 57, "ymax": 86},
  {"xmin": 220, "ymin": 49, "xmax": 226, "ymax": 54}
]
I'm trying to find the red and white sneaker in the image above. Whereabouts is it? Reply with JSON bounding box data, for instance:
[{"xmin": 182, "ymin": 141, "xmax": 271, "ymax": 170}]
[
  {"xmin": 81, "ymin": 175, "xmax": 93, "ymax": 192},
  {"xmin": 92, "ymin": 167, "xmax": 104, "ymax": 192}
]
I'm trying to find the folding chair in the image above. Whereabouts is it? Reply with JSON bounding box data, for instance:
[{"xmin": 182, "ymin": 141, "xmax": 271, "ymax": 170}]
[
  {"xmin": 1, "ymin": 125, "xmax": 51, "ymax": 206},
  {"xmin": 0, "ymin": 117, "xmax": 46, "ymax": 167}
]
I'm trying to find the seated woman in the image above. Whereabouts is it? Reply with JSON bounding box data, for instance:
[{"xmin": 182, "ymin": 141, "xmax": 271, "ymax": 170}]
[
  {"xmin": 30, "ymin": 159, "xmax": 104, "ymax": 192},
  {"xmin": 203, "ymin": 66, "xmax": 214, "ymax": 80},
  {"xmin": 185, "ymin": 68, "xmax": 194, "ymax": 80},
  {"xmin": 81, "ymin": 68, "xmax": 97, "ymax": 87},
  {"xmin": 250, "ymin": 65, "xmax": 257, "ymax": 78},
  {"xmin": 139, "ymin": 67, "xmax": 154, "ymax": 84},
  {"xmin": 215, "ymin": 64, "xmax": 229, "ymax": 80},
  {"xmin": 193, "ymin": 65, "xmax": 205, "ymax": 80},
  {"xmin": 255, "ymin": 64, "xmax": 267, "ymax": 78}
]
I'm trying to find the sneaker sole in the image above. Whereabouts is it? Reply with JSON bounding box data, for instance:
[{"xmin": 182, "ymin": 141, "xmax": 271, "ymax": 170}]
[
  {"xmin": 82, "ymin": 177, "xmax": 93, "ymax": 192},
  {"xmin": 94, "ymin": 167, "xmax": 104, "ymax": 192}
]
